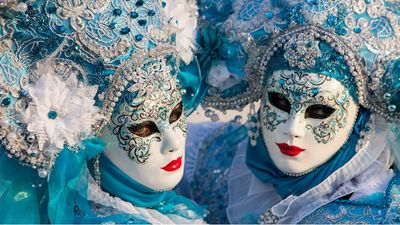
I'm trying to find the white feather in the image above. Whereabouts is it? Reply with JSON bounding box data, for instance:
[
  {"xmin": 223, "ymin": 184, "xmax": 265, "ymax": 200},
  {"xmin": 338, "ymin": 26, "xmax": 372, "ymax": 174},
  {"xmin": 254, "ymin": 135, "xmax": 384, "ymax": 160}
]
[{"xmin": 163, "ymin": 0, "xmax": 198, "ymax": 64}]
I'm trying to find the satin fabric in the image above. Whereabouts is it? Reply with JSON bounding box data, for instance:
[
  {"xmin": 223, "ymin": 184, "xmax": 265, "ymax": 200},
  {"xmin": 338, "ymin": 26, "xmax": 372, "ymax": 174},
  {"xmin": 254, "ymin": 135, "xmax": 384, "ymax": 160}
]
[
  {"xmin": 89, "ymin": 154, "xmax": 204, "ymax": 221},
  {"xmin": 0, "ymin": 146, "xmax": 48, "ymax": 224}
]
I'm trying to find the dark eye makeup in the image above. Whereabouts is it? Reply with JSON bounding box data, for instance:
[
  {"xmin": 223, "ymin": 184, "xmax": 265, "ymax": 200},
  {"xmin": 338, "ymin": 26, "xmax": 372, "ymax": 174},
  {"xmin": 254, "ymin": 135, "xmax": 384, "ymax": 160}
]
[
  {"xmin": 169, "ymin": 101, "xmax": 183, "ymax": 124},
  {"xmin": 268, "ymin": 92, "xmax": 291, "ymax": 114},
  {"xmin": 305, "ymin": 104, "xmax": 336, "ymax": 119},
  {"xmin": 128, "ymin": 121, "xmax": 159, "ymax": 137},
  {"xmin": 128, "ymin": 102, "xmax": 183, "ymax": 137},
  {"xmin": 268, "ymin": 92, "xmax": 336, "ymax": 119}
]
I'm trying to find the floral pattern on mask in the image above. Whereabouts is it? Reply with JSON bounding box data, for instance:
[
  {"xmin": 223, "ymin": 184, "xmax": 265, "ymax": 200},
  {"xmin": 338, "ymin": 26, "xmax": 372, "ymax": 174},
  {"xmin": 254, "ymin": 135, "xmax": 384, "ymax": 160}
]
[
  {"xmin": 108, "ymin": 56, "xmax": 183, "ymax": 164},
  {"xmin": 263, "ymin": 70, "xmax": 351, "ymax": 144},
  {"xmin": 261, "ymin": 104, "xmax": 287, "ymax": 132},
  {"xmin": 110, "ymin": 80, "xmax": 182, "ymax": 164},
  {"xmin": 305, "ymin": 90, "xmax": 351, "ymax": 143},
  {"xmin": 173, "ymin": 116, "xmax": 187, "ymax": 137},
  {"xmin": 127, "ymin": 136, "xmax": 161, "ymax": 164}
]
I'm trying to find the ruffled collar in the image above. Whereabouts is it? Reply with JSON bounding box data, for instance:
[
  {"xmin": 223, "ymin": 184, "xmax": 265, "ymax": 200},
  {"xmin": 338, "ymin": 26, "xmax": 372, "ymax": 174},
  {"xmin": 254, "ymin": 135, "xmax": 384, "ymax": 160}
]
[{"xmin": 227, "ymin": 114, "xmax": 393, "ymax": 223}]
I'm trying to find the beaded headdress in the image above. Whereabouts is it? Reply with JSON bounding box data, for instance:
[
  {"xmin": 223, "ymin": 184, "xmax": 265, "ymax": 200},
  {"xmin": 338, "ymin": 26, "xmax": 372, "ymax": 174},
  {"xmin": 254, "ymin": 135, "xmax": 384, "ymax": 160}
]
[
  {"xmin": 197, "ymin": 0, "xmax": 400, "ymax": 123},
  {"xmin": 0, "ymin": 0, "xmax": 198, "ymax": 177}
]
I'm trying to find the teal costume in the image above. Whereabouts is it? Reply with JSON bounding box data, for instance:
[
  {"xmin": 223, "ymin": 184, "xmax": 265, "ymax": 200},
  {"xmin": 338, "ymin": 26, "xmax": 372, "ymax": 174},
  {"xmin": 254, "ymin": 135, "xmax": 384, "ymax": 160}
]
[
  {"xmin": 0, "ymin": 0, "xmax": 204, "ymax": 223},
  {"xmin": 180, "ymin": 0, "xmax": 400, "ymax": 224}
]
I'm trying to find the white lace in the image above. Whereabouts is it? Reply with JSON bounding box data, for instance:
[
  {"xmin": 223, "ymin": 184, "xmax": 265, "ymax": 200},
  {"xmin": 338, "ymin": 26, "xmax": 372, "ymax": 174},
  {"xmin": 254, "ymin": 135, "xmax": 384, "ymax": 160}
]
[
  {"xmin": 87, "ymin": 176, "xmax": 205, "ymax": 224},
  {"xmin": 227, "ymin": 116, "xmax": 394, "ymax": 224}
]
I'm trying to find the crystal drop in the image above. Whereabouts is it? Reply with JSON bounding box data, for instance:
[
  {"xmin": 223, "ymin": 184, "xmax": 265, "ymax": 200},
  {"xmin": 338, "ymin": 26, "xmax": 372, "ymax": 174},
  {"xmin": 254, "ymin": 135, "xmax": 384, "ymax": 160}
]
[
  {"xmin": 383, "ymin": 92, "xmax": 391, "ymax": 100},
  {"xmin": 234, "ymin": 115, "xmax": 242, "ymax": 123},
  {"xmin": 204, "ymin": 109, "xmax": 212, "ymax": 117},
  {"xmin": 388, "ymin": 104, "xmax": 397, "ymax": 112},
  {"xmin": 210, "ymin": 113, "xmax": 219, "ymax": 122}
]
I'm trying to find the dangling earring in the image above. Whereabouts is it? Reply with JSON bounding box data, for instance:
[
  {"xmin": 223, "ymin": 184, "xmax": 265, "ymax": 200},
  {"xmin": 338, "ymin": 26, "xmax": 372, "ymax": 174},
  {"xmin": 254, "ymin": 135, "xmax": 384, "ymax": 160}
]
[
  {"xmin": 94, "ymin": 154, "xmax": 101, "ymax": 186},
  {"xmin": 246, "ymin": 103, "xmax": 259, "ymax": 147}
]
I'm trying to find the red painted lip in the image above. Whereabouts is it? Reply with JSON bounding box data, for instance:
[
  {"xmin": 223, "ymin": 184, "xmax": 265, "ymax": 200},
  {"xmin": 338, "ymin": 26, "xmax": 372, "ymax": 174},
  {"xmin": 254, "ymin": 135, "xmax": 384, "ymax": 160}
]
[
  {"xmin": 276, "ymin": 143, "xmax": 305, "ymax": 157},
  {"xmin": 161, "ymin": 156, "xmax": 182, "ymax": 172}
]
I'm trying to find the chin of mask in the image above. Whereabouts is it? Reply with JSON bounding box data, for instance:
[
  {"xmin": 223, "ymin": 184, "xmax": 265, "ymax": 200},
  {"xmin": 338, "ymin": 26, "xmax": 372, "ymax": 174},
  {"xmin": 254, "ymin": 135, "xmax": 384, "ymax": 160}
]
[
  {"xmin": 260, "ymin": 70, "xmax": 358, "ymax": 175},
  {"xmin": 101, "ymin": 77, "xmax": 187, "ymax": 191}
]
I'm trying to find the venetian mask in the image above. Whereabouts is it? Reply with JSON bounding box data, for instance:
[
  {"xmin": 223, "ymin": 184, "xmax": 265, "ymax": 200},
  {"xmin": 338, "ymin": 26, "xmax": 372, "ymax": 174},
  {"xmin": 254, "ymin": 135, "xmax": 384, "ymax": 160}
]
[
  {"xmin": 260, "ymin": 70, "xmax": 358, "ymax": 175},
  {"xmin": 101, "ymin": 71, "xmax": 187, "ymax": 191}
]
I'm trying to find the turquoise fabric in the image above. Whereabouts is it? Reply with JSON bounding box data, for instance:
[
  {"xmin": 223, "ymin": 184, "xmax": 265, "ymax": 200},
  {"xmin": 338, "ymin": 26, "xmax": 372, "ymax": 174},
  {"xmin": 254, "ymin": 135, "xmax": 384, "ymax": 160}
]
[
  {"xmin": 178, "ymin": 59, "xmax": 208, "ymax": 117},
  {"xmin": 198, "ymin": 25, "xmax": 247, "ymax": 79},
  {"xmin": 89, "ymin": 154, "xmax": 205, "ymax": 220},
  {"xmin": 47, "ymin": 138, "xmax": 150, "ymax": 224},
  {"xmin": 73, "ymin": 187, "xmax": 149, "ymax": 224},
  {"xmin": 0, "ymin": 146, "xmax": 48, "ymax": 224},
  {"xmin": 47, "ymin": 138, "xmax": 106, "ymax": 224},
  {"xmin": 246, "ymin": 108, "xmax": 370, "ymax": 198}
]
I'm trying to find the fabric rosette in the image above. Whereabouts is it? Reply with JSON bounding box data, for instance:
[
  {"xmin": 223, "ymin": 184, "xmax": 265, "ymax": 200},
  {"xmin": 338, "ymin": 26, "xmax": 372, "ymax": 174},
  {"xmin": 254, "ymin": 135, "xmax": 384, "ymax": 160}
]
[{"xmin": 19, "ymin": 69, "xmax": 101, "ymax": 151}]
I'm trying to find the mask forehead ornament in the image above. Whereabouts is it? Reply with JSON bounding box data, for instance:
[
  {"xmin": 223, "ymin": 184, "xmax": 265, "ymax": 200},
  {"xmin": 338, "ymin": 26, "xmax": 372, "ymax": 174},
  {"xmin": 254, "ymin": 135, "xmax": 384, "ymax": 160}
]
[
  {"xmin": 259, "ymin": 26, "xmax": 365, "ymax": 103},
  {"xmin": 198, "ymin": 0, "xmax": 400, "ymax": 124},
  {"xmin": 99, "ymin": 45, "xmax": 181, "ymax": 164},
  {"xmin": 258, "ymin": 25, "xmax": 399, "ymax": 122}
]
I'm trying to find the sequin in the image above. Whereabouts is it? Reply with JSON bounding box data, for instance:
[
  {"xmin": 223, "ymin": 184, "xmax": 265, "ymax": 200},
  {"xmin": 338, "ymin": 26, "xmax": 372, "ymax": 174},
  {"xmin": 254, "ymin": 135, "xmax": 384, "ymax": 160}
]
[
  {"xmin": 148, "ymin": 10, "xmax": 156, "ymax": 16},
  {"xmin": 130, "ymin": 11, "xmax": 139, "ymax": 18},
  {"xmin": 120, "ymin": 27, "xmax": 131, "ymax": 35},
  {"xmin": 135, "ymin": 0, "xmax": 144, "ymax": 7},
  {"xmin": 135, "ymin": 34, "xmax": 143, "ymax": 41},
  {"xmin": 138, "ymin": 19, "xmax": 147, "ymax": 26},
  {"xmin": 47, "ymin": 111, "xmax": 58, "ymax": 120},
  {"xmin": 113, "ymin": 9, "xmax": 122, "ymax": 16},
  {"xmin": 1, "ymin": 97, "xmax": 11, "ymax": 107},
  {"xmin": 265, "ymin": 11, "xmax": 273, "ymax": 19}
]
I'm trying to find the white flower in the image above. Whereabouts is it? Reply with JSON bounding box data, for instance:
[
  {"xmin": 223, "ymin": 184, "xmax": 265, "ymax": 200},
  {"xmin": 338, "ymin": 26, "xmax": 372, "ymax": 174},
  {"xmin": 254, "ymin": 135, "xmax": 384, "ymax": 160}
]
[
  {"xmin": 206, "ymin": 60, "xmax": 241, "ymax": 91},
  {"xmin": 163, "ymin": 0, "xmax": 198, "ymax": 64},
  {"xmin": 19, "ymin": 72, "xmax": 100, "ymax": 150}
]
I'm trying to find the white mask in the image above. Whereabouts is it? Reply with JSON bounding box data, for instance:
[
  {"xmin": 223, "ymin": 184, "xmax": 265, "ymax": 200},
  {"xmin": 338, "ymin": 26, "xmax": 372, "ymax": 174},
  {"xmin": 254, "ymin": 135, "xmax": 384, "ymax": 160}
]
[
  {"xmin": 260, "ymin": 70, "xmax": 358, "ymax": 175},
  {"xmin": 101, "ymin": 76, "xmax": 186, "ymax": 191}
]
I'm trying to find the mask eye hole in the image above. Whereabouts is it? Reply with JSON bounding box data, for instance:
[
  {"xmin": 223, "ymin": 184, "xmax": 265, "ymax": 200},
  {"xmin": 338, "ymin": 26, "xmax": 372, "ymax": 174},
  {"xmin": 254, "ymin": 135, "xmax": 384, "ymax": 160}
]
[
  {"xmin": 128, "ymin": 121, "xmax": 160, "ymax": 137},
  {"xmin": 305, "ymin": 104, "xmax": 336, "ymax": 119},
  {"xmin": 169, "ymin": 101, "xmax": 183, "ymax": 124},
  {"xmin": 268, "ymin": 92, "xmax": 291, "ymax": 114}
]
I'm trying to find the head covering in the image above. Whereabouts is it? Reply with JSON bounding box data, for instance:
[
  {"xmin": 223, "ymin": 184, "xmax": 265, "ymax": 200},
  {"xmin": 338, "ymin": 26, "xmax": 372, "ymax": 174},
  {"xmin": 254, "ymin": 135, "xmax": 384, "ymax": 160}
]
[
  {"xmin": 194, "ymin": 0, "xmax": 400, "ymax": 223},
  {"xmin": 0, "ymin": 0, "xmax": 200, "ymax": 223},
  {"xmin": 196, "ymin": 0, "xmax": 400, "ymax": 122}
]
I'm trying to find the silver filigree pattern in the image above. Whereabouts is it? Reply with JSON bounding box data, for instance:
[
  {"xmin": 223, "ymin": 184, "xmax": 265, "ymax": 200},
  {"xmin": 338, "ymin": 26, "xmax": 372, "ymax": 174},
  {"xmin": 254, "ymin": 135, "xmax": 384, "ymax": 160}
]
[
  {"xmin": 284, "ymin": 32, "xmax": 321, "ymax": 70},
  {"xmin": 100, "ymin": 45, "xmax": 181, "ymax": 164},
  {"xmin": 258, "ymin": 209, "xmax": 279, "ymax": 224}
]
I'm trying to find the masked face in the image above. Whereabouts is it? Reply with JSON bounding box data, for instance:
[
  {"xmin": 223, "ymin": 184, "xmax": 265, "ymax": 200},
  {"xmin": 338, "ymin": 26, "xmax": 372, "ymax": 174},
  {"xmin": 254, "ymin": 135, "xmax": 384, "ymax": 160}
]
[
  {"xmin": 260, "ymin": 70, "xmax": 358, "ymax": 175},
  {"xmin": 101, "ymin": 76, "xmax": 186, "ymax": 191}
]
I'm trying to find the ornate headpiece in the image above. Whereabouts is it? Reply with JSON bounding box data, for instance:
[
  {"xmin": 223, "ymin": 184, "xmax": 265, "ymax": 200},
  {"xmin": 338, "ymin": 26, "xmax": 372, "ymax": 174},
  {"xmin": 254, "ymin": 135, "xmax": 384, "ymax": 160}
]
[
  {"xmin": 0, "ymin": 0, "xmax": 198, "ymax": 177},
  {"xmin": 197, "ymin": 0, "xmax": 400, "ymax": 122}
]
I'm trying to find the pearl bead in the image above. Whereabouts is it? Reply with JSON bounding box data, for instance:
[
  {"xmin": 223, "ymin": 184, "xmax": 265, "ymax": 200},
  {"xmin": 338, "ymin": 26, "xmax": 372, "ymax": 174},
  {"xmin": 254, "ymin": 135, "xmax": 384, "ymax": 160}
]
[
  {"xmin": 7, "ymin": 133, "xmax": 17, "ymax": 142},
  {"xmin": 16, "ymin": 2, "xmax": 28, "ymax": 12},
  {"xmin": 38, "ymin": 169, "xmax": 48, "ymax": 178},
  {"xmin": 0, "ymin": 119, "xmax": 9, "ymax": 127}
]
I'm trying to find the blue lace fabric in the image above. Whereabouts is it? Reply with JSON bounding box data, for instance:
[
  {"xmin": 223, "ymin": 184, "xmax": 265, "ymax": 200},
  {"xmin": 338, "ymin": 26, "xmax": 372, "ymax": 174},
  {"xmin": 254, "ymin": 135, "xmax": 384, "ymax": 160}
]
[
  {"xmin": 1, "ymin": 0, "xmax": 202, "ymax": 115},
  {"xmin": 180, "ymin": 123, "xmax": 248, "ymax": 224},
  {"xmin": 300, "ymin": 172, "xmax": 400, "ymax": 224}
]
